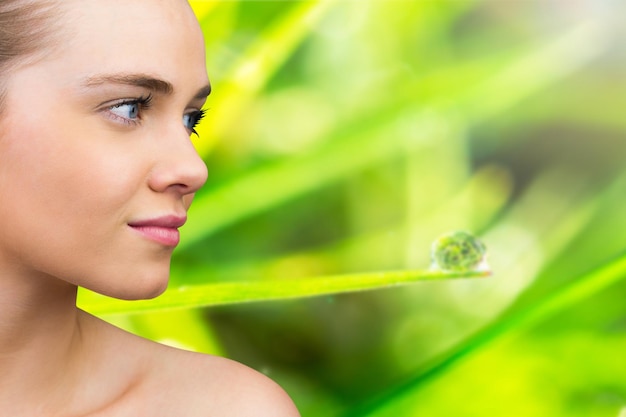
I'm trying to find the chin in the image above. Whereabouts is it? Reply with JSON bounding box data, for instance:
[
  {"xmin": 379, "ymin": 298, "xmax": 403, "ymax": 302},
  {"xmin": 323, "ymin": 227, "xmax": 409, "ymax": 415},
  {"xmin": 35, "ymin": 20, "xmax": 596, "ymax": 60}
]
[
  {"xmin": 121, "ymin": 273, "xmax": 170, "ymax": 301},
  {"xmin": 88, "ymin": 268, "xmax": 171, "ymax": 301}
]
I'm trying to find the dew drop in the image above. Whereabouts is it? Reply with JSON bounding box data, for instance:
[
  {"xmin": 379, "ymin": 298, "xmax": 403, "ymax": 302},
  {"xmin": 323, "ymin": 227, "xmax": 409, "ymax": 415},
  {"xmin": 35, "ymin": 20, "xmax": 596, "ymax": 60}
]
[{"xmin": 430, "ymin": 230, "xmax": 488, "ymax": 272}]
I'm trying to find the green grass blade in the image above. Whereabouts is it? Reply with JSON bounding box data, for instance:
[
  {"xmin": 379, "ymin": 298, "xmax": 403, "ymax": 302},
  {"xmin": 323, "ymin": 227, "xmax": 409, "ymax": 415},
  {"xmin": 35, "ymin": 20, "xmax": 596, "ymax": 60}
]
[
  {"xmin": 199, "ymin": 164, "xmax": 511, "ymax": 284},
  {"xmin": 346, "ymin": 252, "xmax": 626, "ymax": 417},
  {"xmin": 180, "ymin": 112, "xmax": 441, "ymax": 249},
  {"xmin": 78, "ymin": 269, "xmax": 489, "ymax": 316},
  {"xmin": 181, "ymin": 21, "xmax": 606, "ymax": 249},
  {"xmin": 128, "ymin": 309, "xmax": 226, "ymax": 356},
  {"xmin": 194, "ymin": 0, "xmax": 336, "ymax": 156}
]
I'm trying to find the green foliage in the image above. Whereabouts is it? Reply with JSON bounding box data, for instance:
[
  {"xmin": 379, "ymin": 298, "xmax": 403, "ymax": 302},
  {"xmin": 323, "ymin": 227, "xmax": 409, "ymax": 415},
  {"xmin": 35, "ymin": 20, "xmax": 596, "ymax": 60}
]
[
  {"xmin": 78, "ymin": 1, "xmax": 626, "ymax": 416},
  {"xmin": 79, "ymin": 268, "xmax": 489, "ymax": 315}
]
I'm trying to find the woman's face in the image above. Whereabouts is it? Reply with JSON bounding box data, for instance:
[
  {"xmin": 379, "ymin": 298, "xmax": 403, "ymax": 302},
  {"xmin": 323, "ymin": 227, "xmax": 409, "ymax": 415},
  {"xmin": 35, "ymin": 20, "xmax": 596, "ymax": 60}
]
[{"xmin": 0, "ymin": 0, "xmax": 210, "ymax": 299}]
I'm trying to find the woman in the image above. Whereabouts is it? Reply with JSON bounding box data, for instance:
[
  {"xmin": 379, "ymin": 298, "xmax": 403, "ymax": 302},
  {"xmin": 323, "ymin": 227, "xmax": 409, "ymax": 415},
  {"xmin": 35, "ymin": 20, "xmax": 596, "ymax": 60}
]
[{"xmin": 0, "ymin": 0, "xmax": 300, "ymax": 415}]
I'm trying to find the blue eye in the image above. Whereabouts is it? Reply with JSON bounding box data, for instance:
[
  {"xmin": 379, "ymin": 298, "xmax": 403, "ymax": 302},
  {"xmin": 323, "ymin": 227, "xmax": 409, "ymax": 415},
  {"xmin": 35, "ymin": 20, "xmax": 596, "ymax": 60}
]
[
  {"xmin": 183, "ymin": 109, "xmax": 207, "ymax": 135},
  {"xmin": 110, "ymin": 102, "xmax": 139, "ymax": 120},
  {"xmin": 105, "ymin": 94, "xmax": 152, "ymax": 126}
]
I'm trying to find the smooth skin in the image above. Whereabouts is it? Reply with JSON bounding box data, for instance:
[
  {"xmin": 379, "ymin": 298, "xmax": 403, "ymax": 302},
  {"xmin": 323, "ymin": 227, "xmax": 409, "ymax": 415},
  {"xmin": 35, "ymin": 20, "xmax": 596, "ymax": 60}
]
[{"xmin": 0, "ymin": 0, "xmax": 300, "ymax": 415}]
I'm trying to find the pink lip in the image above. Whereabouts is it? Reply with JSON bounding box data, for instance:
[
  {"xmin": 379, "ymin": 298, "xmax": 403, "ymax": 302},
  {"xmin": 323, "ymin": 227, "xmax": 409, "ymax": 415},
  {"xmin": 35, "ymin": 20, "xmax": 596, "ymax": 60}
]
[{"xmin": 128, "ymin": 215, "xmax": 187, "ymax": 247}]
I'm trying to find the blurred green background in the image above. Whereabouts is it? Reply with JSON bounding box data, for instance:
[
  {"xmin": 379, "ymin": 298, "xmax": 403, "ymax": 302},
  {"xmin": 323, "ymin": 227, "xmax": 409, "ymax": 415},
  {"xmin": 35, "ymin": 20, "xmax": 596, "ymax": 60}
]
[{"xmin": 83, "ymin": 1, "xmax": 626, "ymax": 415}]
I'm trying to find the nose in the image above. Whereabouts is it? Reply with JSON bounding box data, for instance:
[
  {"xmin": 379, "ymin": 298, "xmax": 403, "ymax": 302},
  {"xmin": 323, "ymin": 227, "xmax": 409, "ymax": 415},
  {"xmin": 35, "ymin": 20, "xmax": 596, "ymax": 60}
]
[{"xmin": 147, "ymin": 128, "xmax": 208, "ymax": 196}]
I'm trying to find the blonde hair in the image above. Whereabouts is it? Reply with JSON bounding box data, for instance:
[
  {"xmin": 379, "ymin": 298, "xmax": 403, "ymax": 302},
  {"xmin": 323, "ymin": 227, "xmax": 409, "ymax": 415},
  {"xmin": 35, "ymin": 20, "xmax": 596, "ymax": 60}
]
[{"xmin": 0, "ymin": 0, "xmax": 59, "ymax": 111}]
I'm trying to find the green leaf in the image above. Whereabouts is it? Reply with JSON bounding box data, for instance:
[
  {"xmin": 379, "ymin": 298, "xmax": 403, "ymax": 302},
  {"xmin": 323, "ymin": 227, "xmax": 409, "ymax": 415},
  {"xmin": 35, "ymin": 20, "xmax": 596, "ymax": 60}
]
[{"xmin": 78, "ymin": 268, "xmax": 489, "ymax": 316}]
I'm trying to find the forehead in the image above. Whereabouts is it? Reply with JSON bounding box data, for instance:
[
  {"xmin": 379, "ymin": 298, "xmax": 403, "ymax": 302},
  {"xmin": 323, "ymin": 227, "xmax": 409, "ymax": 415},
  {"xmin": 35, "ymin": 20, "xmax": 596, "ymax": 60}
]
[
  {"xmin": 50, "ymin": 0, "xmax": 207, "ymax": 87},
  {"xmin": 69, "ymin": 0, "xmax": 197, "ymax": 26}
]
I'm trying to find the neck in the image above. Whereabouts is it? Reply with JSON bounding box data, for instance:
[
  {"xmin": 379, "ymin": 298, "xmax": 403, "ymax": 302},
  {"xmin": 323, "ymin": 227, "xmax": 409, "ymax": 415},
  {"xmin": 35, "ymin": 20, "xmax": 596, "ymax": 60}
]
[{"xmin": 0, "ymin": 270, "xmax": 84, "ymax": 412}]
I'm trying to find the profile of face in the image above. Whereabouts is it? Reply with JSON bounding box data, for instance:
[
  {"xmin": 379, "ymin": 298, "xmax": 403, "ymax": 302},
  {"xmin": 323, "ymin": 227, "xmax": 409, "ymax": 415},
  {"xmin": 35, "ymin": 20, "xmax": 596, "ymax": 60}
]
[{"xmin": 0, "ymin": 0, "xmax": 210, "ymax": 300}]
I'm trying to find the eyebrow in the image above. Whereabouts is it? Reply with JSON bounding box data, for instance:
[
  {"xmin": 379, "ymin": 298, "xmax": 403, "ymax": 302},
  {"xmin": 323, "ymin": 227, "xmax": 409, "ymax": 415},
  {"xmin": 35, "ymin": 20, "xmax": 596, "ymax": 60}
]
[
  {"xmin": 194, "ymin": 84, "xmax": 212, "ymax": 100},
  {"xmin": 83, "ymin": 73, "xmax": 211, "ymax": 100}
]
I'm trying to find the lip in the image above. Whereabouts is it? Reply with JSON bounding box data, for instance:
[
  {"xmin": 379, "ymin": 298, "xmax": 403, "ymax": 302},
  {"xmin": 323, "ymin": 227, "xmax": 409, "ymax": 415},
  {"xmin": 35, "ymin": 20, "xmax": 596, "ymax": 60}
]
[{"xmin": 128, "ymin": 215, "xmax": 187, "ymax": 247}]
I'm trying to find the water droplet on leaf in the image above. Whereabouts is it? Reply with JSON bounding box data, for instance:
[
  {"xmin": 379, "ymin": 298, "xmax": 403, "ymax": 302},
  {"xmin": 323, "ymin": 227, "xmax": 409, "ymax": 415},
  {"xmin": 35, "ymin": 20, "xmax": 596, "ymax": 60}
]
[{"xmin": 431, "ymin": 230, "xmax": 488, "ymax": 272}]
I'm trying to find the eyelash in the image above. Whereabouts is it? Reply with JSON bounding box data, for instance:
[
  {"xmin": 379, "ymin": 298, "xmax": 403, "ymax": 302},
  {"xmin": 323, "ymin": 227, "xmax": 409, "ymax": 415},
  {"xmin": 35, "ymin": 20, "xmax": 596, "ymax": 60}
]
[
  {"xmin": 104, "ymin": 96, "xmax": 207, "ymax": 136},
  {"xmin": 105, "ymin": 94, "xmax": 153, "ymax": 126},
  {"xmin": 185, "ymin": 109, "xmax": 207, "ymax": 136}
]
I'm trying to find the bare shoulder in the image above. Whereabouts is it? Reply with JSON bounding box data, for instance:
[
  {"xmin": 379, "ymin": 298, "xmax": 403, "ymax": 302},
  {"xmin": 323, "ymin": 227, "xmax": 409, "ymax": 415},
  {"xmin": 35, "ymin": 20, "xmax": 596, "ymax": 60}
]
[
  {"xmin": 179, "ymin": 350, "xmax": 301, "ymax": 417},
  {"xmin": 78, "ymin": 312, "xmax": 300, "ymax": 417},
  {"xmin": 144, "ymin": 340, "xmax": 301, "ymax": 417}
]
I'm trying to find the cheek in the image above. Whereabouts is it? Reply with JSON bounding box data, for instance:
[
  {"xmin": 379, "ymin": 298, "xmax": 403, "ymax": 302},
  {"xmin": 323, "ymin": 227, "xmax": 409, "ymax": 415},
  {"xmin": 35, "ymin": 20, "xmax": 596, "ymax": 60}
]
[
  {"xmin": 0, "ymin": 118, "xmax": 146, "ymax": 271},
  {"xmin": 0, "ymin": 120, "xmax": 171, "ymax": 298},
  {"xmin": 1, "ymin": 127, "xmax": 140, "ymax": 222}
]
